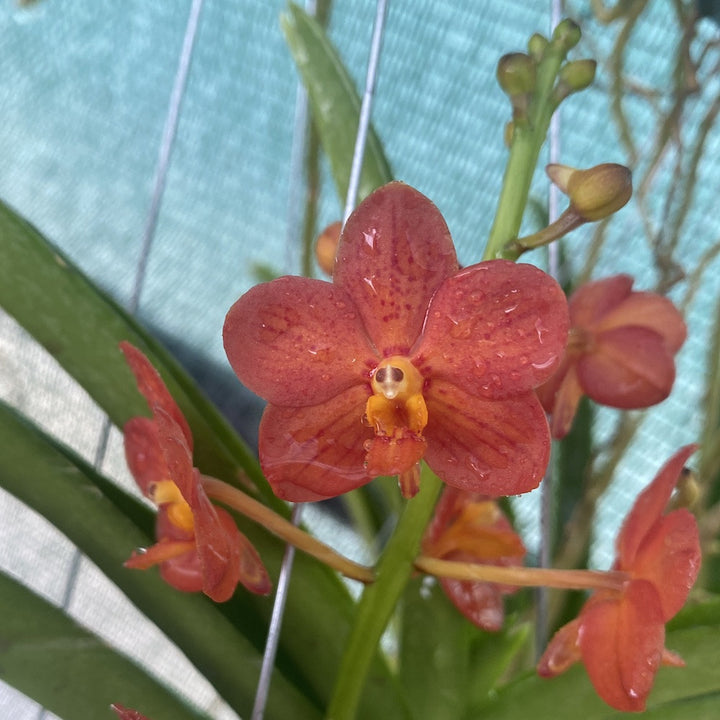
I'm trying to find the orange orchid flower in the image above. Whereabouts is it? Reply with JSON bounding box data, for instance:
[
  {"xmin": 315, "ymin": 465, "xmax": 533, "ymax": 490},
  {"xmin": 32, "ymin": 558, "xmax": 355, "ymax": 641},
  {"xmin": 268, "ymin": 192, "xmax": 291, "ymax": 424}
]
[
  {"xmin": 120, "ymin": 342, "xmax": 271, "ymax": 601},
  {"xmin": 537, "ymin": 274, "xmax": 686, "ymax": 439},
  {"xmin": 224, "ymin": 182, "xmax": 569, "ymax": 500},
  {"xmin": 111, "ymin": 704, "xmax": 151, "ymax": 720},
  {"xmin": 537, "ymin": 445, "xmax": 701, "ymax": 711},
  {"xmin": 423, "ymin": 487, "xmax": 526, "ymax": 631}
]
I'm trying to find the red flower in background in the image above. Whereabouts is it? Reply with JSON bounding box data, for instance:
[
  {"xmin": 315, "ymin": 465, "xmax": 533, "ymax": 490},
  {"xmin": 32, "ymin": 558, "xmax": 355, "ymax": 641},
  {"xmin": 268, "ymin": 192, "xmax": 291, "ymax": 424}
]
[
  {"xmin": 537, "ymin": 274, "xmax": 686, "ymax": 439},
  {"xmin": 224, "ymin": 182, "xmax": 569, "ymax": 500},
  {"xmin": 537, "ymin": 445, "xmax": 701, "ymax": 712},
  {"xmin": 121, "ymin": 342, "xmax": 271, "ymax": 601},
  {"xmin": 423, "ymin": 487, "xmax": 526, "ymax": 631},
  {"xmin": 111, "ymin": 704, "xmax": 151, "ymax": 720}
]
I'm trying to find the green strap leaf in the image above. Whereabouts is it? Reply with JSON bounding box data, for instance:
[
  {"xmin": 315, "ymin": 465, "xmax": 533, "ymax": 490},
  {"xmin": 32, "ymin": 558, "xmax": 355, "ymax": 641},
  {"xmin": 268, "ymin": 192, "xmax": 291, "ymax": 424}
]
[
  {"xmin": 281, "ymin": 2, "xmax": 393, "ymax": 205},
  {"xmin": 0, "ymin": 400, "xmax": 320, "ymax": 720},
  {"xmin": 0, "ymin": 197, "xmax": 272, "ymax": 505},
  {"xmin": 0, "ymin": 570, "xmax": 212, "ymax": 720}
]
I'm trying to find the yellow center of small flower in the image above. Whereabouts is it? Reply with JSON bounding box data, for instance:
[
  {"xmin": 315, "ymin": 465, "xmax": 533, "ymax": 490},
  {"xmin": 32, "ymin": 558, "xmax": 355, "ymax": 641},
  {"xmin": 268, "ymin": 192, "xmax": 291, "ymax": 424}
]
[
  {"xmin": 150, "ymin": 480, "xmax": 195, "ymax": 533},
  {"xmin": 365, "ymin": 356, "xmax": 428, "ymax": 437}
]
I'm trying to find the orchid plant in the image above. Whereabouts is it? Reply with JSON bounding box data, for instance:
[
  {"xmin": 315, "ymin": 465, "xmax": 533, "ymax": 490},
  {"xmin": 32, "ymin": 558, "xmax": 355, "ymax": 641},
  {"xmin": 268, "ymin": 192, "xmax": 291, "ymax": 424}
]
[{"xmin": 1, "ymin": 5, "xmax": 720, "ymax": 720}]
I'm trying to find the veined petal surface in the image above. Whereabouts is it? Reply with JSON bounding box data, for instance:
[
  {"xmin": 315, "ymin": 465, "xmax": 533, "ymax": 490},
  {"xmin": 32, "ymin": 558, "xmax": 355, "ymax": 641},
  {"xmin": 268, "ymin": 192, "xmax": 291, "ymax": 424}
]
[
  {"xmin": 224, "ymin": 276, "xmax": 375, "ymax": 407},
  {"xmin": 334, "ymin": 182, "xmax": 459, "ymax": 356},
  {"xmin": 258, "ymin": 385, "xmax": 374, "ymax": 501},
  {"xmin": 415, "ymin": 260, "xmax": 568, "ymax": 399},
  {"xmin": 423, "ymin": 380, "xmax": 550, "ymax": 496}
]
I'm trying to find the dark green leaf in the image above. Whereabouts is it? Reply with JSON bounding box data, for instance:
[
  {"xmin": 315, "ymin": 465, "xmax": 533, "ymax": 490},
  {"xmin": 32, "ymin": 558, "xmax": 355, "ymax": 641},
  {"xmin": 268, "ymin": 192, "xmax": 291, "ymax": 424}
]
[
  {"xmin": 281, "ymin": 3, "xmax": 393, "ymax": 205},
  {"xmin": 0, "ymin": 570, "xmax": 212, "ymax": 720}
]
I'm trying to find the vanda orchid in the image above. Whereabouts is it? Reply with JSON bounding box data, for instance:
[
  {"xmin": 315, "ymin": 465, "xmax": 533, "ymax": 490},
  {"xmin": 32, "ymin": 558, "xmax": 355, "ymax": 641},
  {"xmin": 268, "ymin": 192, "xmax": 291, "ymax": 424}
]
[
  {"xmin": 538, "ymin": 445, "xmax": 701, "ymax": 711},
  {"xmin": 121, "ymin": 342, "xmax": 271, "ymax": 601},
  {"xmin": 224, "ymin": 182, "xmax": 569, "ymax": 500}
]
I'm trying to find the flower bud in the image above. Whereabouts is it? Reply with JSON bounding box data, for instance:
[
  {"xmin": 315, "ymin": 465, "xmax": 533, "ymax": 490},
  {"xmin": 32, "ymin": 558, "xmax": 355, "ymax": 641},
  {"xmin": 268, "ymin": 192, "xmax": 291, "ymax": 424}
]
[
  {"xmin": 496, "ymin": 53, "xmax": 536, "ymax": 97},
  {"xmin": 315, "ymin": 220, "xmax": 342, "ymax": 276},
  {"xmin": 555, "ymin": 59, "xmax": 597, "ymax": 101},
  {"xmin": 528, "ymin": 33, "xmax": 548, "ymax": 62},
  {"xmin": 552, "ymin": 19, "xmax": 581, "ymax": 51},
  {"xmin": 546, "ymin": 162, "xmax": 632, "ymax": 221}
]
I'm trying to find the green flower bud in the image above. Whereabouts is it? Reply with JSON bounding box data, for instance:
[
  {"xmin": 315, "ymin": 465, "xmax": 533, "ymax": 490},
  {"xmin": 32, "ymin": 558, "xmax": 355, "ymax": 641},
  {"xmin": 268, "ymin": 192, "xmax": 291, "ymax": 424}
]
[
  {"xmin": 559, "ymin": 59, "xmax": 597, "ymax": 92},
  {"xmin": 552, "ymin": 19, "xmax": 581, "ymax": 51},
  {"xmin": 546, "ymin": 163, "xmax": 632, "ymax": 221},
  {"xmin": 496, "ymin": 52, "xmax": 536, "ymax": 97},
  {"xmin": 528, "ymin": 33, "xmax": 548, "ymax": 62}
]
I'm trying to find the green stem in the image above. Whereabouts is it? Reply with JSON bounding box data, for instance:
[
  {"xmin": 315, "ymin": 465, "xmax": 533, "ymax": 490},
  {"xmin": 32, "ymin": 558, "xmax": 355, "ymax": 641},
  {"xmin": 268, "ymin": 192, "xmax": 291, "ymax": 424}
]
[
  {"xmin": 325, "ymin": 465, "xmax": 442, "ymax": 720},
  {"xmin": 484, "ymin": 37, "xmax": 571, "ymax": 261}
]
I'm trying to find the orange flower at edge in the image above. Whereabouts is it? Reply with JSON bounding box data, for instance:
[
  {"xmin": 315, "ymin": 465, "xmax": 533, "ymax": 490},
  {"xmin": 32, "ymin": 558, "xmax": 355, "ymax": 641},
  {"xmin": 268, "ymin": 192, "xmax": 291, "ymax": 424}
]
[
  {"xmin": 422, "ymin": 486, "xmax": 526, "ymax": 631},
  {"xmin": 121, "ymin": 342, "xmax": 271, "ymax": 601},
  {"xmin": 537, "ymin": 274, "xmax": 686, "ymax": 439},
  {"xmin": 537, "ymin": 445, "xmax": 701, "ymax": 712},
  {"xmin": 111, "ymin": 704, "xmax": 151, "ymax": 720}
]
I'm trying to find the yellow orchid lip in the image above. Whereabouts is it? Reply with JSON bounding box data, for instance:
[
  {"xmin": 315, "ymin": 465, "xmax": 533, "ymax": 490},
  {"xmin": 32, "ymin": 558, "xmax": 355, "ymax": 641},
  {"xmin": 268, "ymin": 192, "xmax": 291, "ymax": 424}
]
[{"xmin": 150, "ymin": 480, "xmax": 195, "ymax": 533}]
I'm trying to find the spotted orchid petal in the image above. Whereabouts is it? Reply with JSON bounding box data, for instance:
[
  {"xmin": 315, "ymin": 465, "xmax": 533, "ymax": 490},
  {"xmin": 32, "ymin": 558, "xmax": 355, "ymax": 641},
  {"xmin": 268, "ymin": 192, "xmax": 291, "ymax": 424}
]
[
  {"xmin": 617, "ymin": 445, "xmax": 697, "ymax": 567},
  {"xmin": 576, "ymin": 326, "xmax": 677, "ymax": 408},
  {"xmin": 579, "ymin": 580, "xmax": 665, "ymax": 713},
  {"xmin": 629, "ymin": 509, "xmax": 701, "ymax": 620},
  {"xmin": 334, "ymin": 182, "xmax": 459, "ymax": 356},
  {"xmin": 123, "ymin": 417, "xmax": 168, "ymax": 496},
  {"xmin": 120, "ymin": 341, "xmax": 192, "ymax": 449},
  {"xmin": 224, "ymin": 276, "xmax": 375, "ymax": 408},
  {"xmin": 259, "ymin": 385, "xmax": 374, "ymax": 501},
  {"xmin": 416, "ymin": 260, "xmax": 569, "ymax": 399},
  {"xmin": 423, "ymin": 380, "xmax": 550, "ymax": 495}
]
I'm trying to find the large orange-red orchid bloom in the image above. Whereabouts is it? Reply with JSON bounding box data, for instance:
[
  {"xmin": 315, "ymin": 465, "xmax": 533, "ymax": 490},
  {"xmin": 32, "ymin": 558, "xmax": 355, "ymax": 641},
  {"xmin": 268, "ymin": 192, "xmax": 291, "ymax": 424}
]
[
  {"xmin": 537, "ymin": 445, "xmax": 701, "ymax": 712},
  {"xmin": 224, "ymin": 182, "xmax": 569, "ymax": 500},
  {"xmin": 423, "ymin": 487, "xmax": 526, "ymax": 631},
  {"xmin": 537, "ymin": 274, "xmax": 686, "ymax": 439},
  {"xmin": 120, "ymin": 342, "xmax": 271, "ymax": 601}
]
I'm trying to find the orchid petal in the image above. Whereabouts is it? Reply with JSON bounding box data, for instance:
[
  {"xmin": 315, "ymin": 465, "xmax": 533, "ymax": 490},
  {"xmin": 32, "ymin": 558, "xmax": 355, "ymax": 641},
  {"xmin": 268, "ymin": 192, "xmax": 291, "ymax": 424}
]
[
  {"xmin": 423, "ymin": 380, "xmax": 550, "ymax": 496},
  {"xmin": 440, "ymin": 577, "xmax": 505, "ymax": 632},
  {"xmin": 123, "ymin": 417, "xmax": 168, "ymax": 496},
  {"xmin": 569, "ymin": 274, "xmax": 633, "ymax": 327},
  {"xmin": 111, "ymin": 704, "xmax": 152, "ymax": 720},
  {"xmin": 629, "ymin": 509, "xmax": 701, "ymax": 620},
  {"xmin": 579, "ymin": 580, "xmax": 665, "ymax": 713},
  {"xmin": 617, "ymin": 445, "xmax": 697, "ymax": 566},
  {"xmin": 595, "ymin": 291, "xmax": 687, "ymax": 352},
  {"xmin": 537, "ymin": 360, "xmax": 584, "ymax": 440},
  {"xmin": 152, "ymin": 406, "xmax": 195, "ymax": 500},
  {"xmin": 576, "ymin": 326, "xmax": 676, "ymax": 408},
  {"xmin": 334, "ymin": 182, "xmax": 459, "ymax": 356},
  {"xmin": 537, "ymin": 618, "xmax": 581, "ymax": 677},
  {"xmin": 259, "ymin": 385, "xmax": 374, "ymax": 501},
  {"xmin": 415, "ymin": 260, "xmax": 568, "ymax": 399},
  {"xmin": 120, "ymin": 342, "xmax": 192, "ymax": 450},
  {"xmin": 223, "ymin": 276, "xmax": 375, "ymax": 407}
]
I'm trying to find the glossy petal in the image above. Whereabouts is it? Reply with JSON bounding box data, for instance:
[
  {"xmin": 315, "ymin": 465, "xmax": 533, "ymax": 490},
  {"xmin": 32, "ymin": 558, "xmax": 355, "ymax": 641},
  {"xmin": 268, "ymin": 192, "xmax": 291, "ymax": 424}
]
[
  {"xmin": 569, "ymin": 274, "xmax": 633, "ymax": 327},
  {"xmin": 112, "ymin": 704, "xmax": 152, "ymax": 720},
  {"xmin": 365, "ymin": 433, "xmax": 426, "ymax": 477},
  {"xmin": 618, "ymin": 445, "xmax": 697, "ymax": 566},
  {"xmin": 120, "ymin": 342, "xmax": 192, "ymax": 449},
  {"xmin": 595, "ymin": 291, "xmax": 687, "ymax": 352},
  {"xmin": 152, "ymin": 406, "xmax": 195, "ymax": 499},
  {"xmin": 334, "ymin": 182, "xmax": 459, "ymax": 356},
  {"xmin": 259, "ymin": 385, "xmax": 374, "ymax": 501},
  {"xmin": 223, "ymin": 276, "xmax": 375, "ymax": 407},
  {"xmin": 440, "ymin": 578, "xmax": 505, "ymax": 632},
  {"xmin": 577, "ymin": 326, "xmax": 677, "ymax": 408},
  {"xmin": 423, "ymin": 380, "xmax": 550, "ymax": 496},
  {"xmin": 415, "ymin": 260, "xmax": 569, "ymax": 399},
  {"xmin": 630, "ymin": 509, "xmax": 701, "ymax": 620},
  {"xmin": 123, "ymin": 417, "xmax": 167, "ymax": 495},
  {"xmin": 579, "ymin": 580, "xmax": 665, "ymax": 713},
  {"xmin": 537, "ymin": 618, "xmax": 581, "ymax": 677}
]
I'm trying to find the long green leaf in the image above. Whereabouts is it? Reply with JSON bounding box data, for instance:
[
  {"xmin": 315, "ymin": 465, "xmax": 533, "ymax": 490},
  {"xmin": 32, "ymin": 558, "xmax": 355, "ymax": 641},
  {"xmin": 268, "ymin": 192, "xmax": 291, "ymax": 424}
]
[
  {"xmin": 0, "ymin": 197, "xmax": 271, "ymax": 504},
  {"xmin": 0, "ymin": 570, "xmax": 212, "ymax": 720},
  {"xmin": 281, "ymin": 2, "xmax": 393, "ymax": 205},
  {"xmin": 0, "ymin": 400, "xmax": 321, "ymax": 720},
  {"xmin": 478, "ymin": 602, "xmax": 720, "ymax": 719}
]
